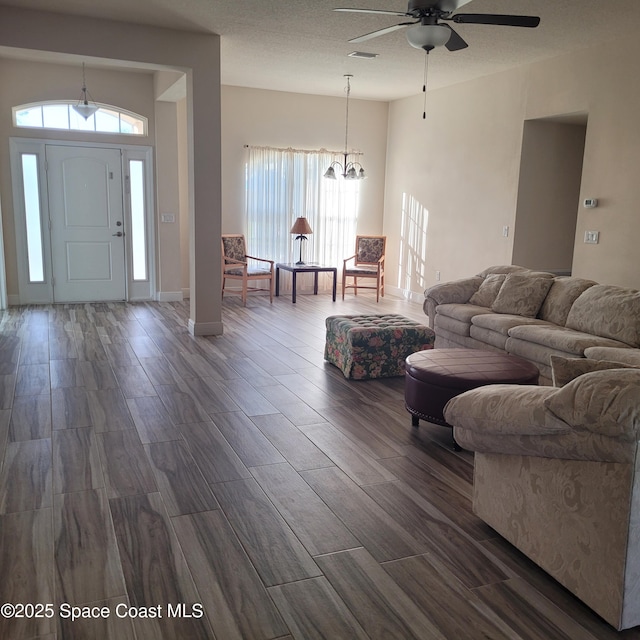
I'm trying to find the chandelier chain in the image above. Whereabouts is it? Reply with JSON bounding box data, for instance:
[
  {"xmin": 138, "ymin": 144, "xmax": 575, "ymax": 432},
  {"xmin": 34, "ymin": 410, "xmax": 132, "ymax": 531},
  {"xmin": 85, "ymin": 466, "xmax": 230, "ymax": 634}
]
[{"xmin": 344, "ymin": 74, "xmax": 352, "ymax": 154}]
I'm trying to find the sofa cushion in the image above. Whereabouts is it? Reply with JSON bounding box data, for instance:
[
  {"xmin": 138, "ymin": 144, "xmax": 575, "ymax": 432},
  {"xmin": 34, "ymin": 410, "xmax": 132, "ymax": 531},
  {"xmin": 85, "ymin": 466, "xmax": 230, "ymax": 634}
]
[
  {"xmin": 584, "ymin": 347, "xmax": 640, "ymax": 367},
  {"xmin": 469, "ymin": 325, "xmax": 509, "ymax": 350},
  {"xmin": 436, "ymin": 303, "xmax": 493, "ymax": 324},
  {"xmin": 468, "ymin": 274, "xmax": 506, "ymax": 307},
  {"xmin": 491, "ymin": 274, "xmax": 553, "ymax": 317},
  {"xmin": 435, "ymin": 313, "xmax": 474, "ymax": 337},
  {"xmin": 550, "ymin": 355, "xmax": 638, "ymax": 388},
  {"xmin": 538, "ymin": 277, "xmax": 597, "ymax": 326},
  {"xmin": 566, "ymin": 284, "xmax": 640, "ymax": 348},
  {"xmin": 471, "ymin": 313, "xmax": 551, "ymax": 337},
  {"xmin": 544, "ymin": 369, "xmax": 640, "ymax": 440},
  {"xmin": 508, "ymin": 324, "xmax": 631, "ymax": 357}
]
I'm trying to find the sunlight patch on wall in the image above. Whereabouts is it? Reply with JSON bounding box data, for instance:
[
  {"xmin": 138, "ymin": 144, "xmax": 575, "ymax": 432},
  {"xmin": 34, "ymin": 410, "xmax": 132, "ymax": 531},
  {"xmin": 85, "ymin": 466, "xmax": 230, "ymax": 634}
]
[{"xmin": 397, "ymin": 192, "xmax": 429, "ymax": 294}]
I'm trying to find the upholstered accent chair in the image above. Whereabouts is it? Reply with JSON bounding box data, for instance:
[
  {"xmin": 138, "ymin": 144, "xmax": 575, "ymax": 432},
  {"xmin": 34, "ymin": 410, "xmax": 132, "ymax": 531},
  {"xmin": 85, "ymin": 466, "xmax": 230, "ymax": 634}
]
[
  {"xmin": 221, "ymin": 234, "xmax": 274, "ymax": 306},
  {"xmin": 342, "ymin": 235, "xmax": 386, "ymax": 302}
]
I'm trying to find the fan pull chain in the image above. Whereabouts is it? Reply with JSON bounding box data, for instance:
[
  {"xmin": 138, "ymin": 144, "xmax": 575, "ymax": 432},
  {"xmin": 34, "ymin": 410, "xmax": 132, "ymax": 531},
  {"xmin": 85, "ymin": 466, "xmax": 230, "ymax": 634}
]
[{"xmin": 423, "ymin": 50, "xmax": 430, "ymax": 119}]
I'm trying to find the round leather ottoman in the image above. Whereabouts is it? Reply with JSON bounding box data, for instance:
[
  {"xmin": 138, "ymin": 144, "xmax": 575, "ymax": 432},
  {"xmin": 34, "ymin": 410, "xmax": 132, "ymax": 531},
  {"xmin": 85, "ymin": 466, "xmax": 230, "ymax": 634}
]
[{"xmin": 404, "ymin": 348, "xmax": 539, "ymax": 448}]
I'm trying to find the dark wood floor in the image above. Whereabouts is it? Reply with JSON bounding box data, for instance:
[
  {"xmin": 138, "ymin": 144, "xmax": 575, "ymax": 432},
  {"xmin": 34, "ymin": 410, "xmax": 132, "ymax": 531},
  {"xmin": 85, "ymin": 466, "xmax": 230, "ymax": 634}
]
[{"xmin": 1, "ymin": 291, "xmax": 639, "ymax": 639}]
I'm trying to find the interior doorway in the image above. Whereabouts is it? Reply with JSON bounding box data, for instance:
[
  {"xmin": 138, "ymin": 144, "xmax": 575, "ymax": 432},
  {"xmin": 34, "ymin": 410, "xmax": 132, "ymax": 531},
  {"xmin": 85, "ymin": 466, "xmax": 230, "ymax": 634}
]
[{"xmin": 512, "ymin": 116, "xmax": 588, "ymax": 275}]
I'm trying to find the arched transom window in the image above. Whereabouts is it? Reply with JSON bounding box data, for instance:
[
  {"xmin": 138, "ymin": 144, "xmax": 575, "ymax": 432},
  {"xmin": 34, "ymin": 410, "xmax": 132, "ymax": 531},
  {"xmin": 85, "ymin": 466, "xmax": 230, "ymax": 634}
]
[{"xmin": 13, "ymin": 101, "xmax": 147, "ymax": 136}]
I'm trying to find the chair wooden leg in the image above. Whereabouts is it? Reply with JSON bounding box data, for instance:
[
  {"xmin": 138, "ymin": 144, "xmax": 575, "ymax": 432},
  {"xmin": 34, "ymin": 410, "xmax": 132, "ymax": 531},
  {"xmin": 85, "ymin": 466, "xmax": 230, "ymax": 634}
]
[
  {"xmin": 241, "ymin": 278, "xmax": 247, "ymax": 306},
  {"xmin": 269, "ymin": 275, "xmax": 273, "ymax": 303},
  {"xmin": 342, "ymin": 273, "xmax": 346, "ymax": 300}
]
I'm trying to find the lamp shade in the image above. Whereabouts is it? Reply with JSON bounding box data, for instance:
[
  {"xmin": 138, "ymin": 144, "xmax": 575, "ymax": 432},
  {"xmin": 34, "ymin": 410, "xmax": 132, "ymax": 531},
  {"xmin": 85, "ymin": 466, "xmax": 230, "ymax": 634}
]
[
  {"xmin": 406, "ymin": 24, "xmax": 451, "ymax": 50},
  {"xmin": 290, "ymin": 217, "xmax": 313, "ymax": 235}
]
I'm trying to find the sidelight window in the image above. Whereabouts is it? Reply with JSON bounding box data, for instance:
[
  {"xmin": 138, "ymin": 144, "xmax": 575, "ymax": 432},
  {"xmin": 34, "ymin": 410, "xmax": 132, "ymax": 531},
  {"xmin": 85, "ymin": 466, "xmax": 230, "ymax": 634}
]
[
  {"xmin": 20, "ymin": 154, "xmax": 45, "ymax": 283},
  {"xmin": 128, "ymin": 160, "xmax": 148, "ymax": 281}
]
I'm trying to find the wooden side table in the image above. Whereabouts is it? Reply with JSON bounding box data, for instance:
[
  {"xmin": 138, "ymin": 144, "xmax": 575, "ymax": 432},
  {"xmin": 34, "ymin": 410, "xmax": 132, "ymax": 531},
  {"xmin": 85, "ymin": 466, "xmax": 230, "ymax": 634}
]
[{"xmin": 275, "ymin": 263, "xmax": 337, "ymax": 303}]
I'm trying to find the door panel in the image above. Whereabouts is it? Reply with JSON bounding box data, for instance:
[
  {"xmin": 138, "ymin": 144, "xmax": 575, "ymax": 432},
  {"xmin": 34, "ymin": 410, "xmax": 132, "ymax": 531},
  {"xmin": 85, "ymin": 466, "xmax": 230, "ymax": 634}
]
[
  {"xmin": 65, "ymin": 242, "xmax": 114, "ymax": 280},
  {"xmin": 47, "ymin": 146, "xmax": 126, "ymax": 302}
]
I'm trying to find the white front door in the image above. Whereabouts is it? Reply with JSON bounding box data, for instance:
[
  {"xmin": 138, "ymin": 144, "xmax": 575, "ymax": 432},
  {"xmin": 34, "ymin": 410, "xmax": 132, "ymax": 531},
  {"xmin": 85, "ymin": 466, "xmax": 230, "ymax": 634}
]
[{"xmin": 46, "ymin": 145, "xmax": 126, "ymax": 302}]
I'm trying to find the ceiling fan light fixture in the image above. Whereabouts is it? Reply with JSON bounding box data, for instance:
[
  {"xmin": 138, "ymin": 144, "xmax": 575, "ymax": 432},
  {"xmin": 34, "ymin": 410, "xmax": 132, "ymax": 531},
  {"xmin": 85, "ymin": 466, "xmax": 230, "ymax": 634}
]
[{"xmin": 405, "ymin": 23, "xmax": 451, "ymax": 50}]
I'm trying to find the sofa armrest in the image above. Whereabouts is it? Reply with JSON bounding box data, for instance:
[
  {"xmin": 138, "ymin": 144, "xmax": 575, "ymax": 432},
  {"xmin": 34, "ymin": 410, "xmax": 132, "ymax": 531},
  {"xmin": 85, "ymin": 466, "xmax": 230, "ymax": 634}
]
[
  {"xmin": 423, "ymin": 276, "xmax": 483, "ymax": 327},
  {"xmin": 444, "ymin": 385, "xmax": 566, "ymax": 437},
  {"xmin": 444, "ymin": 377, "xmax": 640, "ymax": 464}
]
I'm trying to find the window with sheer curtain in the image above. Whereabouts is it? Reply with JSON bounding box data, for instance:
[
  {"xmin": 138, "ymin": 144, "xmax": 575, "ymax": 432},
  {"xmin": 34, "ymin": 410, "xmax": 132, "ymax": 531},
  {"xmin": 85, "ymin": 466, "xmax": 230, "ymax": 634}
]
[{"xmin": 245, "ymin": 146, "xmax": 360, "ymax": 272}]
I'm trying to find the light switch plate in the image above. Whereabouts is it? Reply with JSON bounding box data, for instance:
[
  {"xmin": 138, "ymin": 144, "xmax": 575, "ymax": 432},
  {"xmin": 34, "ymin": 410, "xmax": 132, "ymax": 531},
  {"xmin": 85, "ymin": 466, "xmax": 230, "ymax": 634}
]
[
  {"xmin": 584, "ymin": 230, "xmax": 600, "ymax": 244},
  {"xmin": 161, "ymin": 213, "xmax": 176, "ymax": 223}
]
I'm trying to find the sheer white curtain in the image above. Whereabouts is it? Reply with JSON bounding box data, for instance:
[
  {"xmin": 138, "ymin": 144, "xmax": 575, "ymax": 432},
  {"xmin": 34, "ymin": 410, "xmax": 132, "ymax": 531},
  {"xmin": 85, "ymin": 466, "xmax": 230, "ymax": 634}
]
[{"xmin": 245, "ymin": 146, "xmax": 360, "ymax": 274}]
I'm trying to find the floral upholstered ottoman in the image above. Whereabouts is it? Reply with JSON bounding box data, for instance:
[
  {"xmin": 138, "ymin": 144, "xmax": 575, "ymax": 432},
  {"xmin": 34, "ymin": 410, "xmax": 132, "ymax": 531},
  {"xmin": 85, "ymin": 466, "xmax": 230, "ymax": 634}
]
[{"xmin": 324, "ymin": 314, "xmax": 435, "ymax": 380}]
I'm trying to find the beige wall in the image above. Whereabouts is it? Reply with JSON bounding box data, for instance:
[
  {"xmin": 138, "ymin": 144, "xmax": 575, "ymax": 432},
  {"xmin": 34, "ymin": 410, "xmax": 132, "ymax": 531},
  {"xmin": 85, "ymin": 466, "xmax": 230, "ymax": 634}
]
[
  {"xmin": 384, "ymin": 35, "xmax": 640, "ymax": 297},
  {"xmin": 221, "ymin": 85, "xmax": 388, "ymax": 236},
  {"xmin": 384, "ymin": 69, "xmax": 526, "ymax": 299},
  {"xmin": 177, "ymin": 98, "xmax": 190, "ymax": 296},
  {"xmin": 154, "ymin": 100, "xmax": 183, "ymax": 299}
]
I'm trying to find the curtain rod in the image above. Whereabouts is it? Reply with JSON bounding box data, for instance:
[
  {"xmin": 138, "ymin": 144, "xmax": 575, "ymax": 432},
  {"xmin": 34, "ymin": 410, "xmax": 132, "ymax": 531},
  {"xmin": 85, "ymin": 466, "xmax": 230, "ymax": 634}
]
[{"xmin": 244, "ymin": 144, "xmax": 363, "ymax": 156}]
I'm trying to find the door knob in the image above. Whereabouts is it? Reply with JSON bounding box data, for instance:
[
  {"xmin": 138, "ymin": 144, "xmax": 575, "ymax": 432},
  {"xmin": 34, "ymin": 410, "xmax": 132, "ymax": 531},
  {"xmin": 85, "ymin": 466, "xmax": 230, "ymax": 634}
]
[{"xmin": 112, "ymin": 231, "xmax": 124, "ymax": 237}]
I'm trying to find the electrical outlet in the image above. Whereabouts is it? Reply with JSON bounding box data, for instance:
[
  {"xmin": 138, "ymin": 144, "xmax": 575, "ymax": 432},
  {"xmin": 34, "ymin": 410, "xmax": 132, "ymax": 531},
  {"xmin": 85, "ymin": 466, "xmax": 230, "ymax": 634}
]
[
  {"xmin": 503, "ymin": 225, "xmax": 509, "ymax": 237},
  {"xmin": 436, "ymin": 271, "xmax": 441, "ymax": 281},
  {"xmin": 584, "ymin": 230, "xmax": 600, "ymax": 244}
]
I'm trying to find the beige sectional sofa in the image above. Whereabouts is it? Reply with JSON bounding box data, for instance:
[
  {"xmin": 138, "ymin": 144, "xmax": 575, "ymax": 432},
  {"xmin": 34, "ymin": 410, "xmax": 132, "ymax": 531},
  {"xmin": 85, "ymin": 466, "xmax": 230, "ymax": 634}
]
[
  {"xmin": 424, "ymin": 265, "xmax": 640, "ymax": 384},
  {"xmin": 444, "ymin": 367, "xmax": 640, "ymax": 630}
]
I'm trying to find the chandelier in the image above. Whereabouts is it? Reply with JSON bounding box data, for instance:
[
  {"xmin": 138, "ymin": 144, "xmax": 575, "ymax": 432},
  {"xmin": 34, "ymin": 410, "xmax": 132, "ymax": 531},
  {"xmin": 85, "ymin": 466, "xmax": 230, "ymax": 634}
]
[
  {"xmin": 324, "ymin": 75, "xmax": 366, "ymax": 180},
  {"xmin": 72, "ymin": 63, "xmax": 99, "ymax": 120}
]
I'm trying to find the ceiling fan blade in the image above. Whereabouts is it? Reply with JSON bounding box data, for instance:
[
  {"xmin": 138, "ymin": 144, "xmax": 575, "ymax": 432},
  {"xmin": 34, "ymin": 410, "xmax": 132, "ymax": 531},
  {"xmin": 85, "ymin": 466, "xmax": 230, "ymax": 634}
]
[
  {"xmin": 334, "ymin": 8, "xmax": 409, "ymax": 17},
  {"xmin": 348, "ymin": 21, "xmax": 416, "ymax": 43},
  {"xmin": 451, "ymin": 13, "xmax": 540, "ymax": 28},
  {"xmin": 443, "ymin": 25, "xmax": 468, "ymax": 51}
]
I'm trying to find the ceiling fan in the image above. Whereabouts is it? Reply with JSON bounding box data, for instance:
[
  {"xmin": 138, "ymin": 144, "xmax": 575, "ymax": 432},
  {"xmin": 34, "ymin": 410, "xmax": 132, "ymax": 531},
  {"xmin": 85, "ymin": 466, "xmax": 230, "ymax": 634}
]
[{"xmin": 334, "ymin": 0, "xmax": 540, "ymax": 52}]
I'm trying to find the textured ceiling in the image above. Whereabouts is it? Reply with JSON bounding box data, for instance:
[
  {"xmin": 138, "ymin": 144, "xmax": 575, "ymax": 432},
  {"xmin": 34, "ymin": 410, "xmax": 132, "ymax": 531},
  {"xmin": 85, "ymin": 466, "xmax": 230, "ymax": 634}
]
[{"xmin": 2, "ymin": 0, "xmax": 640, "ymax": 101}]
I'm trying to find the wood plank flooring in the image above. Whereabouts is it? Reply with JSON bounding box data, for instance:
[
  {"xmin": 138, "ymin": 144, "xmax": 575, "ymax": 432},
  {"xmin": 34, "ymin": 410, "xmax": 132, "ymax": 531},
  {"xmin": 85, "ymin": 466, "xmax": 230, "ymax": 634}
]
[{"xmin": 0, "ymin": 293, "xmax": 639, "ymax": 639}]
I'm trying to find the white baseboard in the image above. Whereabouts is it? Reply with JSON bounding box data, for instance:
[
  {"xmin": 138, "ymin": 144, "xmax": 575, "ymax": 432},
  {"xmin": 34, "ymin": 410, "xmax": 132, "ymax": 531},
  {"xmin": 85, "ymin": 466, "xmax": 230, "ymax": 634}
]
[
  {"xmin": 156, "ymin": 291, "xmax": 184, "ymax": 302},
  {"xmin": 188, "ymin": 319, "xmax": 224, "ymax": 336},
  {"xmin": 182, "ymin": 287, "xmax": 190, "ymax": 299},
  {"xmin": 385, "ymin": 285, "xmax": 425, "ymax": 305}
]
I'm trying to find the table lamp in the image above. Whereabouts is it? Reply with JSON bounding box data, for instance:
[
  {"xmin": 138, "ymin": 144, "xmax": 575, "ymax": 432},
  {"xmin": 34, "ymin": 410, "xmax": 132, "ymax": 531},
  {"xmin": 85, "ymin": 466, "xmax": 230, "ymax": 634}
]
[{"xmin": 290, "ymin": 217, "xmax": 313, "ymax": 265}]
